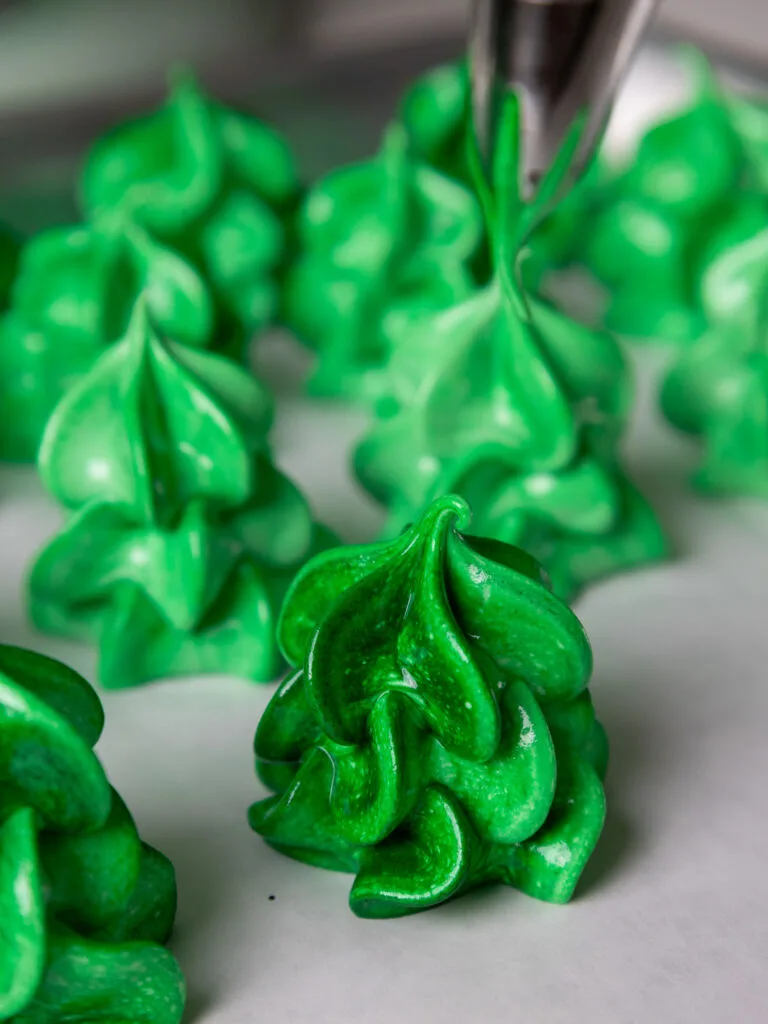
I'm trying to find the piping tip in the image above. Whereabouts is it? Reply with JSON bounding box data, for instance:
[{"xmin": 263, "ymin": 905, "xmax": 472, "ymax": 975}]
[{"xmin": 469, "ymin": 0, "xmax": 660, "ymax": 203}]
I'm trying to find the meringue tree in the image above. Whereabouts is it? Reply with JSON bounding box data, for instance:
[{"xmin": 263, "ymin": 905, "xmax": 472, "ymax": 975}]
[
  {"xmin": 30, "ymin": 298, "xmax": 331, "ymax": 688},
  {"xmin": 354, "ymin": 96, "xmax": 666, "ymax": 601},
  {"xmin": 250, "ymin": 497, "xmax": 607, "ymax": 918},
  {"xmin": 80, "ymin": 70, "xmax": 300, "ymax": 358},
  {"xmin": 284, "ymin": 124, "xmax": 483, "ymax": 401},
  {"xmin": 582, "ymin": 51, "xmax": 765, "ymax": 343}
]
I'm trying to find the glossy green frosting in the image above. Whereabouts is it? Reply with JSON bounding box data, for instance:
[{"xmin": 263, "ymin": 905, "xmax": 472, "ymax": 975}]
[
  {"xmin": 283, "ymin": 124, "xmax": 483, "ymax": 400},
  {"xmin": 80, "ymin": 70, "xmax": 299, "ymax": 356},
  {"xmin": 583, "ymin": 52, "xmax": 768, "ymax": 343},
  {"xmin": 1, "ymin": 70, "xmax": 295, "ymax": 464},
  {"xmin": 354, "ymin": 98, "xmax": 666, "ymax": 601},
  {"xmin": 0, "ymin": 643, "xmax": 184, "ymax": 1023},
  {"xmin": 29, "ymin": 299, "xmax": 329, "ymax": 688},
  {"xmin": 0, "ymin": 214, "xmax": 211, "ymax": 464},
  {"xmin": 250, "ymin": 497, "xmax": 607, "ymax": 918},
  {"xmin": 661, "ymin": 225, "xmax": 768, "ymax": 495}
]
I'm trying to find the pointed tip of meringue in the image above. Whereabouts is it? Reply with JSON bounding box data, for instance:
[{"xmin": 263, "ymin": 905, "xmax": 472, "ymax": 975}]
[
  {"xmin": 419, "ymin": 495, "xmax": 472, "ymax": 535},
  {"xmin": 167, "ymin": 64, "xmax": 205, "ymax": 105}
]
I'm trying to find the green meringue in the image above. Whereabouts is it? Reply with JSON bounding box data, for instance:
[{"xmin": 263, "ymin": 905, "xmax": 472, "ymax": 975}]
[
  {"xmin": 250, "ymin": 496, "xmax": 607, "ymax": 919},
  {"xmin": 284, "ymin": 123, "xmax": 483, "ymax": 400},
  {"xmin": 80, "ymin": 70, "xmax": 299, "ymax": 356},
  {"xmin": 0, "ymin": 214, "xmax": 212, "ymax": 463},
  {"xmin": 355, "ymin": 96, "xmax": 666, "ymax": 601},
  {"xmin": 399, "ymin": 60, "xmax": 599, "ymax": 281},
  {"xmin": 583, "ymin": 50, "xmax": 768, "ymax": 343},
  {"xmin": 0, "ymin": 643, "xmax": 184, "ymax": 1023},
  {"xmin": 661, "ymin": 225, "xmax": 768, "ymax": 496},
  {"xmin": 29, "ymin": 298, "xmax": 330, "ymax": 688}
]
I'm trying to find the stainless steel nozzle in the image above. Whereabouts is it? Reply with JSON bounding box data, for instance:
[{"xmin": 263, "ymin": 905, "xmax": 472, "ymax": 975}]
[{"xmin": 470, "ymin": 0, "xmax": 660, "ymax": 200}]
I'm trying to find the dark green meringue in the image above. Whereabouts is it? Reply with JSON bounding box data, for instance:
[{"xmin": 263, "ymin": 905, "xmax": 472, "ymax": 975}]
[
  {"xmin": 0, "ymin": 644, "xmax": 184, "ymax": 1023},
  {"xmin": 250, "ymin": 497, "xmax": 607, "ymax": 918}
]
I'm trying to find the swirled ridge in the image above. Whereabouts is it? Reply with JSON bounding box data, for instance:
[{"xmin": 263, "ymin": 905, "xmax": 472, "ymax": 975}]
[
  {"xmin": 661, "ymin": 224, "xmax": 768, "ymax": 496},
  {"xmin": 0, "ymin": 213, "xmax": 212, "ymax": 464},
  {"xmin": 249, "ymin": 496, "xmax": 607, "ymax": 919},
  {"xmin": 581, "ymin": 50, "xmax": 766, "ymax": 344}
]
